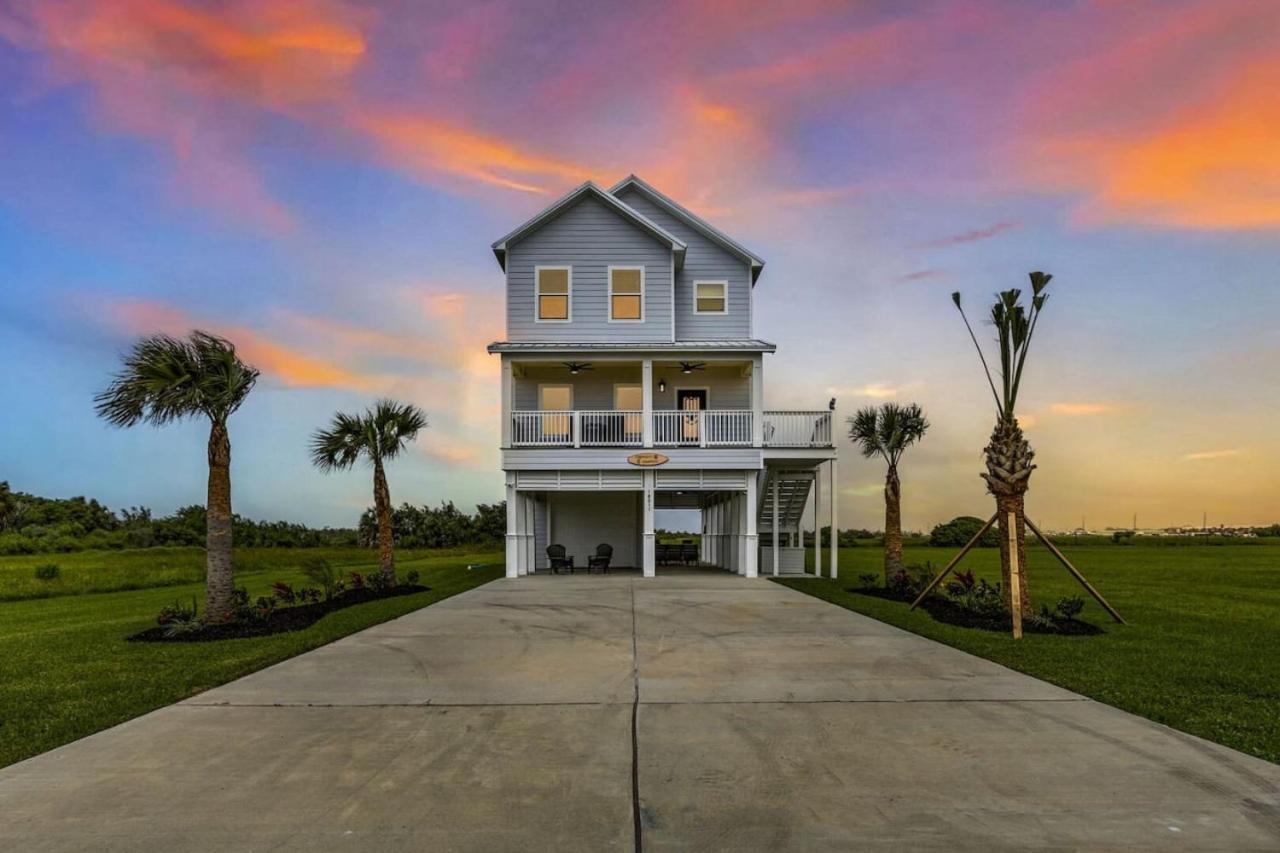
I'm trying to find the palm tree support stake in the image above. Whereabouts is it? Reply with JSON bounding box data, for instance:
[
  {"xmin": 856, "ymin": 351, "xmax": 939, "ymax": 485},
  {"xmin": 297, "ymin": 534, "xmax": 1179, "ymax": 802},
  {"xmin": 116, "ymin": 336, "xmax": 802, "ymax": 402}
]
[{"xmin": 910, "ymin": 512, "xmax": 1125, "ymax": 631}]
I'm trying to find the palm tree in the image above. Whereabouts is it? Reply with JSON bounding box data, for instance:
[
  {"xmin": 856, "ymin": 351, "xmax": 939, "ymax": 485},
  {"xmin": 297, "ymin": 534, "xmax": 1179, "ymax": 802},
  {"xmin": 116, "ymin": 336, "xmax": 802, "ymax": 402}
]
[
  {"xmin": 847, "ymin": 403, "xmax": 930, "ymax": 582},
  {"xmin": 95, "ymin": 331, "xmax": 259, "ymax": 623},
  {"xmin": 311, "ymin": 400, "xmax": 427, "ymax": 584},
  {"xmin": 951, "ymin": 271, "xmax": 1053, "ymax": 616}
]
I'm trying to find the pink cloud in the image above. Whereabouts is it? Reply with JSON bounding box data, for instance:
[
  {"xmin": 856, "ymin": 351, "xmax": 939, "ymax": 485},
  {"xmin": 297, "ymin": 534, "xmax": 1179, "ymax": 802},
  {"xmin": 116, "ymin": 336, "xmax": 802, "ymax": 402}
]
[{"xmin": 917, "ymin": 222, "xmax": 1017, "ymax": 249}]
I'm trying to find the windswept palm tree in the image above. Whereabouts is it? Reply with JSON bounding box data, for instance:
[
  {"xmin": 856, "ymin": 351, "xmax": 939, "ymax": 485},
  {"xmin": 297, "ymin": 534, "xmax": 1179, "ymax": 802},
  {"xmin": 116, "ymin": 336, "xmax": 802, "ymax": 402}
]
[
  {"xmin": 311, "ymin": 400, "xmax": 427, "ymax": 584},
  {"xmin": 95, "ymin": 331, "xmax": 259, "ymax": 623},
  {"xmin": 848, "ymin": 403, "xmax": 930, "ymax": 582},
  {"xmin": 951, "ymin": 271, "xmax": 1053, "ymax": 616}
]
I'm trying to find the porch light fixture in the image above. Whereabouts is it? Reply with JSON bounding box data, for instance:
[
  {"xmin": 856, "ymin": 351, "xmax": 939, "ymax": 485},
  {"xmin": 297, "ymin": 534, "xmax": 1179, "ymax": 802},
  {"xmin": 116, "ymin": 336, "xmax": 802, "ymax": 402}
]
[{"xmin": 658, "ymin": 379, "xmax": 666, "ymax": 393}]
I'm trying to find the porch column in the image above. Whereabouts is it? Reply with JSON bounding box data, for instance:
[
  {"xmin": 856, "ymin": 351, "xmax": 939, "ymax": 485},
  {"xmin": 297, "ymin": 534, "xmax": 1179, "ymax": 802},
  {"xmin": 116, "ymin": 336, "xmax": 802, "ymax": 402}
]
[
  {"xmin": 813, "ymin": 466, "xmax": 822, "ymax": 578},
  {"xmin": 729, "ymin": 493, "xmax": 741, "ymax": 574},
  {"xmin": 521, "ymin": 493, "xmax": 534, "ymax": 576},
  {"xmin": 751, "ymin": 355, "xmax": 764, "ymax": 448},
  {"xmin": 771, "ymin": 472, "xmax": 780, "ymax": 577},
  {"xmin": 641, "ymin": 359, "xmax": 654, "ymax": 448},
  {"xmin": 505, "ymin": 478, "xmax": 519, "ymax": 578},
  {"xmin": 642, "ymin": 469, "xmax": 656, "ymax": 577},
  {"xmin": 744, "ymin": 472, "xmax": 759, "ymax": 578},
  {"xmin": 828, "ymin": 458, "xmax": 839, "ymax": 579},
  {"xmin": 500, "ymin": 357, "xmax": 513, "ymax": 448}
]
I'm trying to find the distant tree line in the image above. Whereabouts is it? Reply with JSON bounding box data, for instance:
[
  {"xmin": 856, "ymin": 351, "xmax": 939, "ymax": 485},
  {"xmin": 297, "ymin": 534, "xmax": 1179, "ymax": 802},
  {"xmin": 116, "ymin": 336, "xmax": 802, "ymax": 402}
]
[
  {"xmin": 0, "ymin": 482, "xmax": 505, "ymax": 556},
  {"xmin": 357, "ymin": 501, "xmax": 506, "ymax": 550}
]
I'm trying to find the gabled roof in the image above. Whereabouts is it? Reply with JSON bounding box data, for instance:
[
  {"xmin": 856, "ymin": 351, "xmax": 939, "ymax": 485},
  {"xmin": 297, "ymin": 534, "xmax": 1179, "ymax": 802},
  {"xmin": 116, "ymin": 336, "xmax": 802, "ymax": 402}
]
[
  {"xmin": 608, "ymin": 174, "xmax": 766, "ymax": 283},
  {"xmin": 490, "ymin": 181, "xmax": 687, "ymax": 271}
]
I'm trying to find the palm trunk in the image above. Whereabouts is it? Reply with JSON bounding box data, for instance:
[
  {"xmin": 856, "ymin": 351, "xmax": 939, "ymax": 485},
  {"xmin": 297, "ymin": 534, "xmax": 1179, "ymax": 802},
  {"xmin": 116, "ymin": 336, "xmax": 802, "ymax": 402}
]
[
  {"xmin": 373, "ymin": 459, "xmax": 395, "ymax": 584},
  {"xmin": 996, "ymin": 493, "xmax": 1031, "ymax": 616},
  {"xmin": 204, "ymin": 420, "xmax": 235, "ymax": 624},
  {"xmin": 883, "ymin": 464, "xmax": 903, "ymax": 582}
]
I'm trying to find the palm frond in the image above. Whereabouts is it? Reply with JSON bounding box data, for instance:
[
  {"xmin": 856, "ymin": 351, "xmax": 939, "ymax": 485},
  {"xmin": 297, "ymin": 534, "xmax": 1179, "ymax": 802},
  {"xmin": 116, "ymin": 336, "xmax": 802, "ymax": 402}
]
[
  {"xmin": 847, "ymin": 403, "xmax": 930, "ymax": 465},
  {"xmin": 951, "ymin": 294, "xmax": 1003, "ymax": 413},
  {"xmin": 311, "ymin": 399, "xmax": 428, "ymax": 472},
  {"xmin": 953, "ymin": 272, "xmax": 1054, "ymax": 420},
  {"xmin": 95, "ymin": 331, "xmax": 259, "ymax": 428}
]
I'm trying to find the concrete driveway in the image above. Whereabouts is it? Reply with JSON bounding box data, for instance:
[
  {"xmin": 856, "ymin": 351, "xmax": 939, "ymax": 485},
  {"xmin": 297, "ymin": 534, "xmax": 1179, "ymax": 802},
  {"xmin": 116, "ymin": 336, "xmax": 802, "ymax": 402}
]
[{"xmin": 3, "ymin": 572, "xmax": 1278, "ymax": 851}]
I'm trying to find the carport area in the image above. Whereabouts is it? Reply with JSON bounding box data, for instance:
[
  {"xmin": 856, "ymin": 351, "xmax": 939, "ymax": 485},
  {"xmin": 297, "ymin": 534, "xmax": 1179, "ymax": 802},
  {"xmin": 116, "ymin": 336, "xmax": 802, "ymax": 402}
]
[{"xmin": 2, "ymin": 572, "xmax": 1278, "ymax": 851}]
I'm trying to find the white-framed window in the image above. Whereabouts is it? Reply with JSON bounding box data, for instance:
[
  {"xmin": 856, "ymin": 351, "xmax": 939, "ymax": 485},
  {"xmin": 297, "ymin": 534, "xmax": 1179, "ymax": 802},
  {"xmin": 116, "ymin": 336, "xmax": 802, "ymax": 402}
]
[
  {"xmin": 693, "ymin": 280, "xmax": 728, "ymax": 314},
  {"xmin": 608, "ymin": 265, "xmax": 644, "ymax": 322},
  {"xmin": 535, "ymin": 266, "xmax": 571, "ymax": 322}
]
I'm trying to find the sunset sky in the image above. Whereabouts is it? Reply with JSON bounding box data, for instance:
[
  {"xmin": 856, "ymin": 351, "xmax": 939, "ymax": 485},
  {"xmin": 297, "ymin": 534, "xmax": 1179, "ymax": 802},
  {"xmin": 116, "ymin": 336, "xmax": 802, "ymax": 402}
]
[{"xmin": 2, "ymin": 0, "xmax": 1278, "ymax": 532}]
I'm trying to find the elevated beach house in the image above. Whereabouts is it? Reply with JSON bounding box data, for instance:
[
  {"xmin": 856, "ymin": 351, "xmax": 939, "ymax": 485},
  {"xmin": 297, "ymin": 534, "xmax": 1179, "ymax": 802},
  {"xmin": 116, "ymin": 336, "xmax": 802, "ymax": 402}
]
[{"xmin": 489, "ymin": 176, "xmax": 837, "ymax": 578}]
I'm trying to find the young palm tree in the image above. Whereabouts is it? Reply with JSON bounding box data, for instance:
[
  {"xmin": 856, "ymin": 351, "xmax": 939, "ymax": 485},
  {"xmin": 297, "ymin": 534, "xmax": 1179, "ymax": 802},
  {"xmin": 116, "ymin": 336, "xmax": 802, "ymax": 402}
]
[
  {"xmin": 95, "ymin": 331, "xmax": 259, "ymax": 623},
  {"xmin": 311, "ymin": 400, "xmax": 427, "ymax": 584},
  {"xmin": 847, "ymin": 403, "xmax": 930, "ymax": 582},
  {"xmin": 951, "ymin": 271, "xmax": 1052, "ymax": 616}
]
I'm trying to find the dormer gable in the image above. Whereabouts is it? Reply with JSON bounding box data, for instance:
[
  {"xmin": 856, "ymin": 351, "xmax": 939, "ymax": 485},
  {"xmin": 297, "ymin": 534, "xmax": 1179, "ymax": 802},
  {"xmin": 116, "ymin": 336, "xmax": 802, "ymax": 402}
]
[
  {"xmin": 608, "ymin": 175, "xmax": 765, "ymax": 284},
  {"xmin": 491, "ymin": 181, "xmax": 686, "ymax": 273}
]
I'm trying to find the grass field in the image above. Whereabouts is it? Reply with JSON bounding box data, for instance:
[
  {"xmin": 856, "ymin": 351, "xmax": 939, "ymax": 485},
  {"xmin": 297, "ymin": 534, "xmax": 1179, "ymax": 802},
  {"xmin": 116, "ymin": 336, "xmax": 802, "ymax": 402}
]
[
  {"xmin": 0, "ymin": 546, "xmax": 503, "ymax": 768},
  {"xmin": 779, "ymin": 541, "xmax": 1280, "ymax": 764}
]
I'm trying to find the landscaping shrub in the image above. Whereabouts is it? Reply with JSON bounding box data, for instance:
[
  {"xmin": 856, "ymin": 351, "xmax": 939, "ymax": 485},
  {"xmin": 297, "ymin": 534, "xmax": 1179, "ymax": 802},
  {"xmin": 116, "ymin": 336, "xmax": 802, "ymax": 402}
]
[
  {"xmin": 271, "ymin": 581, "xmax": 296, "ymax": 604},
  {"xmin": 300, "ymin": 556, "xmax": 343, "ymax": 601},
  {"xmin": 348, "ymin": 571, "xmax": 365, "ymax": 590},
  {"xmin": 405, "ymin": 569, "xmax": 420, "ymax": 585},
  {"xmin": 33, "ymin": 563, "xmax": 61, "ymax": 581},
  {"xmin": 857, "ymin": 572, "xmax": 878, "ymax": 590},
  {"xmin": 943, "ymin": 568, "xmax": 976, "ymax": 596},
  {"xmin": 886, "ymin": 562, "xmax": 935, "ymax": 599},
  {"xmin": 1054, "ymin": 595, "xmax": 1085, "ymax": 620}
]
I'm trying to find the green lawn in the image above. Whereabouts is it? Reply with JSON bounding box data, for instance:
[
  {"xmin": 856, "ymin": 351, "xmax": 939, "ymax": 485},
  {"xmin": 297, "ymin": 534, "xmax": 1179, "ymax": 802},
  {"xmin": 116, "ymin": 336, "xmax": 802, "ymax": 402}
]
[
  {"xmin": 0, "ymin": 547, "xmax": 503, "ymax": 768},
  {"xmin": 779, "ymin": 542, "xmax": 1280, "ymax": 764}
]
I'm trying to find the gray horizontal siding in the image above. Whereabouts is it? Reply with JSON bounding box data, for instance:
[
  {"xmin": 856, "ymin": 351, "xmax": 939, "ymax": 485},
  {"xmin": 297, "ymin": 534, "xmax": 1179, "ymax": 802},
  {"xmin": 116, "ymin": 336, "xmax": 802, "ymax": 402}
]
[
  {"xmin": 506, "ymin": 195, "xmax": 673, "ymax": 343},
  {"xmin": 613, "ymin": 188, "xmax": 751, "ymax": 340}
]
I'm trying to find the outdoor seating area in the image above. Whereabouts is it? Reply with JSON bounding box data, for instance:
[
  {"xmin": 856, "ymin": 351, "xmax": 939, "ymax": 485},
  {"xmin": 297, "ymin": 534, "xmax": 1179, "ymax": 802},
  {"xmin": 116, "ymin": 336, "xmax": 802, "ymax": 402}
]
[
  {"xmin": 545, "ymin": 543, "xmax": 614, "ymax": 574},
  {"xmin": 657, "ymin": 541, "xmax": 700, "ymax": 567}
]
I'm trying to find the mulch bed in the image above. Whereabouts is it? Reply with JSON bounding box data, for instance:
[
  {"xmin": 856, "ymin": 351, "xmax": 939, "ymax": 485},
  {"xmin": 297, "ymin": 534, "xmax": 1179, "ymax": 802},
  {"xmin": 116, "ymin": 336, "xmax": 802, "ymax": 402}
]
[
  {"xmin": 848, "ymin": 587, "xmax": 1103, "ymax": 635},
  {"xmin": 128, "ymin": 584, "xmax": 431, "ymax": 642}
]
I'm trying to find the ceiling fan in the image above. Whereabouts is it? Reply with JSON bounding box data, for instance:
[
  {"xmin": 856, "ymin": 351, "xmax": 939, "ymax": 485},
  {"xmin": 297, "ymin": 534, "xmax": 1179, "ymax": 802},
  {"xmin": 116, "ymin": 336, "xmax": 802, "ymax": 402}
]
[
  {"xmin": 678, "ymin": 361, "xmax": 706, "ymax": 374},
  {"xmin": 563, "ymin": 361, "xmax": 594, "ymax": 375}
]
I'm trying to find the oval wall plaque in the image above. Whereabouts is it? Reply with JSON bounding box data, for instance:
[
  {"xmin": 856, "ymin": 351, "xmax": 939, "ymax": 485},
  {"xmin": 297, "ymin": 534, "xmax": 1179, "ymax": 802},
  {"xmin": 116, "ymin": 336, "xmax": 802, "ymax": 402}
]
[{"xmin": 627, "ymin": 452, "xmax": 670, "ymax": 467}]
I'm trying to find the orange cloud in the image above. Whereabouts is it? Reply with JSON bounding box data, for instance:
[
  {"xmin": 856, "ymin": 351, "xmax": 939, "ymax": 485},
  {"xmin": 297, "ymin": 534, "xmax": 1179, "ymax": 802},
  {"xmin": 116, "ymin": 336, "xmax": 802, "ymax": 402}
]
[
  {"xmin": 1023, "ymin": 3, "xmax": 1280, "ymax": 229},
  {"xmin": 355, "ymin": 111, "xmax": 593, "ymax": 195},
  {"xmin": 1047, "ymin": 403, "xmax": 1117, "ymax": 417},
  {"xmin": 108, "ymin": 300, "xmax": 382, "ymax": 391}
]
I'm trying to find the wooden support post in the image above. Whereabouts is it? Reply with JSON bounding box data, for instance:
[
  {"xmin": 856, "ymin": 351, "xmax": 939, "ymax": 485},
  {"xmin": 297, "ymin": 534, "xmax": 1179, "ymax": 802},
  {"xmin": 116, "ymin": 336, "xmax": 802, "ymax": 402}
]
[
  {"xmin": 1007, "ymin": 511, "xmax": 1023, "ymax": 639},
  {"xmin": 1026, "ymin": 517, "xmax": 1126, "ymax": 624},
  {"xmin": 910, "ymin": 513, "xmax": 999, "ymax": 610}
]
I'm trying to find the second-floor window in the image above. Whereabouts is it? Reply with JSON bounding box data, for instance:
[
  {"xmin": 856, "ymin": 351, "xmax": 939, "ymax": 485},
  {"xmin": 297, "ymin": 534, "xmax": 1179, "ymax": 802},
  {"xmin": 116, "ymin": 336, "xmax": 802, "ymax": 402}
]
[
  {"xmin": 536, "ymin": 266, "xmax": 571, "ymax": 322},
  {"xmin": 609, "ymin": 266, "xmax": 644, "ymax": 322},
  {"xmin": 694, "ymin": 281, "xmax": 728, "ymax": 314}
]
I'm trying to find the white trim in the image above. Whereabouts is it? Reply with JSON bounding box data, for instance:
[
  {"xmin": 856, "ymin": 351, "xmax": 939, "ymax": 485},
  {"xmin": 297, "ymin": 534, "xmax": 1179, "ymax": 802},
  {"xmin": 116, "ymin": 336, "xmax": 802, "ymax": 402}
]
[
  {"xmin": 607, "ymin": 265, "xmax": 645, "ymax": 323},
  {"xmin": 670, "ymin": 254, "xmax": 676, "ymax": 342},
  {"xmin": 537, "ymin": 383, "xmax": 574, "ymax": 410},
  {"xmin": 692, "ymin": 280, "xmax": 729, "ymax": 314},
  {"xmin": 534, "ymin": 265, "xmax": 572, "ymax": 323}
]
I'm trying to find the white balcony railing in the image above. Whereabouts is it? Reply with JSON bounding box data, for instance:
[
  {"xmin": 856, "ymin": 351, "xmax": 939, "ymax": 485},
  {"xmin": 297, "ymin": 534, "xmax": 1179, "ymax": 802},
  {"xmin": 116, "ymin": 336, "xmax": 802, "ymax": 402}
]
[
  {"xmin": 509, "ymin": 409, "xmax": 833, "ymax": 449},
  {"xmin": 652, "ymin": 409, "xmax": 753, "ymax": 447},
  {"xmin": 511, "ymin": 410, "xmax": 643, "ymax": 447},
  {"xmin": 762, "ymin": 410, "xmax": 833, "ymax": 447}
]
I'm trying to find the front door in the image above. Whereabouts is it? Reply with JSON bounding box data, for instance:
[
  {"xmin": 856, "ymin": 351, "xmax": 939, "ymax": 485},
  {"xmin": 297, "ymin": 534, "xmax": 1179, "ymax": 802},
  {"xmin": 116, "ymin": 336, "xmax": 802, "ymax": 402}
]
[{"xmin": 676, "ymin": 389, "xmax": 707, "ymax": 442}]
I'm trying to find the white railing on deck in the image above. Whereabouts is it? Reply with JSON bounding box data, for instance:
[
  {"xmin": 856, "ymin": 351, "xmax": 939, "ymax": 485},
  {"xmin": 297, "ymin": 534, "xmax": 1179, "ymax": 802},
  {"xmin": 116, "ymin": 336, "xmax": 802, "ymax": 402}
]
[
  {"xmin": 510, "ymin": 410, "xmax": 643, "ymax": 447},
  {"xmin": 652, "ymin": 409, "xmax": 753, "ymax": 447},
  {"xmin": 762, "ymin": 410, "xmax": 833, "ymax": 447},
  {"xmin": 511, "ymin": 409, "xmax": 832, "ymax": 448}
]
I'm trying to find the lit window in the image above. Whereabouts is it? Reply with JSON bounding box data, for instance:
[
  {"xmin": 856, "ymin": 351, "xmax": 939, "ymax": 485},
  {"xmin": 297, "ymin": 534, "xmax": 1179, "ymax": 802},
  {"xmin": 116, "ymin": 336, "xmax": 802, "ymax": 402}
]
[
  {"xmin": 610, "ymin": 267, "xmax": 643, "ymax": 321},
  {"xmin": 536, "ymin": 267, "xmax": 570, "ymax": 321},
  {"xmin": 694, "ymin": 281, "xmax": 727, "ymax": 313}
]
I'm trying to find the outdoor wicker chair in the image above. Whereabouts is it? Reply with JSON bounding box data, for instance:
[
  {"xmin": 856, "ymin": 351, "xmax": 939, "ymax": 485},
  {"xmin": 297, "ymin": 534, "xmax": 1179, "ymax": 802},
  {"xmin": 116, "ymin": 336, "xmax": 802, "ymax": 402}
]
[{"xmin": 546, "ymin": 544, "xmax": 574, "ymax": 574}]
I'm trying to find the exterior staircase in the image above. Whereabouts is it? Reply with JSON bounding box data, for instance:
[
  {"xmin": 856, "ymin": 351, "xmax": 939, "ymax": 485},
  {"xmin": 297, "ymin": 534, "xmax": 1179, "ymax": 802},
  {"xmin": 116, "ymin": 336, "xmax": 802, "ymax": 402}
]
[{"xmin": 757, "ymin": 468, "xmax": 814, "ymax": 534}]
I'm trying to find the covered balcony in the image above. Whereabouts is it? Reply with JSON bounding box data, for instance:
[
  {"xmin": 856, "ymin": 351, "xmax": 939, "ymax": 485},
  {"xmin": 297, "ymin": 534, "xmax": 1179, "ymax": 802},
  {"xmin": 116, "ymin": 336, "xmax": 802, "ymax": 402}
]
[{"xmin": 502, "ymin": 357, "xmax": 833, "ymax": 450}]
